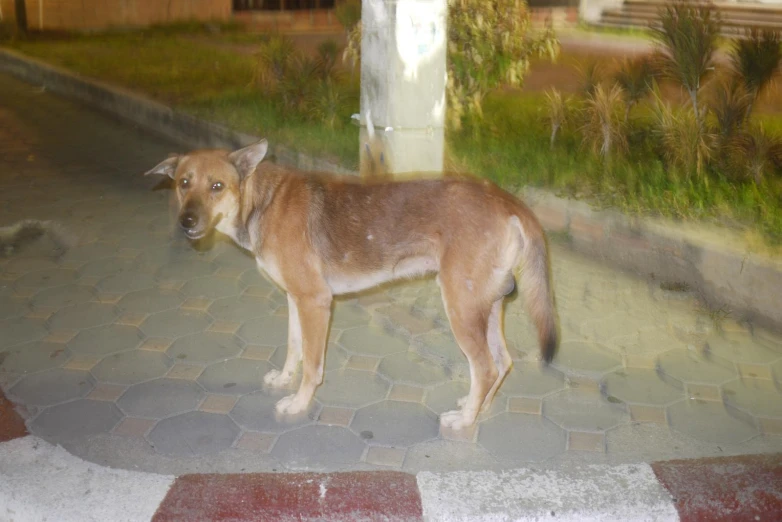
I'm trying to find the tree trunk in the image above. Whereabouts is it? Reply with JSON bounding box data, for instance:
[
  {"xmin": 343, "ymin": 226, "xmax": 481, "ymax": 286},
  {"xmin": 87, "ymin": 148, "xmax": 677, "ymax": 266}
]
[{"xmin": 14, "ymin": 0, "xmax": 27, "ymax": 32}]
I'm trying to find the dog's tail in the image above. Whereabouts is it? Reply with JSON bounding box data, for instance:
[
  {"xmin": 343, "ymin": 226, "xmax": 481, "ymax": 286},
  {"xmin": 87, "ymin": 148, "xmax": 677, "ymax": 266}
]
[
  {"xmin": 0, "ymin": 219, "xmax": 77, "ymax": 256},
  {"xmin": 509, "ymin": 212, "xmax": 559, "ymax": 363}
]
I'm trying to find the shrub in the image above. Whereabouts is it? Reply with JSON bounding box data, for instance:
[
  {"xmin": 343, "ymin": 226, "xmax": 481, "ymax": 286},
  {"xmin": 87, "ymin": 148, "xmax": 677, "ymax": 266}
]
[
  {"xmin": 613, "ymin": 56, "xmax": 654, "ymax": 121},
  {"xmin": 544, "ymin": 88, "xmax": 571, "ymax": 148},
  {"xmin": 730, "ymin": 28, "xmax": 782, "ymax": 116},
  {"xmin": 252, "ymin": 35, "xmax": 296, "ymax": 94},
  {"xmin": 579, "ymin": 84, "xmax": 628, "ymax": 159},
  {"xmin": 730, "ymin": 124, "xmax": 782, "ymax": 183},
  {"xmin": 652, "ymin": 1, "xmax": 721, "ymax": 124}
]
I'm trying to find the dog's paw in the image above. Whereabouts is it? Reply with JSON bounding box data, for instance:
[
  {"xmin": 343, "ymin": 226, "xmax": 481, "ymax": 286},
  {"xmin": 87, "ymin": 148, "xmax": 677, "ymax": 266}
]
[
  {"xmin": 439, "ymin": 409, "xmax": 475, "ymax": 431},
  {"xmin": 263, "ymin": 369, "xmax": 292, "ymax": 388},
  {"xmin": 275, "ymin": 393, "xmax": 310, "ymax": 416}
]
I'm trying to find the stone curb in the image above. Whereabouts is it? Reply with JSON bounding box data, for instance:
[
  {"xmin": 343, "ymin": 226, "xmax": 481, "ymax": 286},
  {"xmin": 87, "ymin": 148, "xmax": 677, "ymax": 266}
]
[{"xmin": 1, "ymin": 46, "xmax": 781, "ymax": 332}]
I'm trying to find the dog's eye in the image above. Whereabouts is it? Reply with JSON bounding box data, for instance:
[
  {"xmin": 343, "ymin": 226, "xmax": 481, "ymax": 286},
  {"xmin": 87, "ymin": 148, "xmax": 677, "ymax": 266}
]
[
  {"xmin": 212, "ymin": 182, "xmax": 224, "ymax": 192},
  {"xmin": 179, "ymin": 178, "xmax": 190, "ymax": 189}
]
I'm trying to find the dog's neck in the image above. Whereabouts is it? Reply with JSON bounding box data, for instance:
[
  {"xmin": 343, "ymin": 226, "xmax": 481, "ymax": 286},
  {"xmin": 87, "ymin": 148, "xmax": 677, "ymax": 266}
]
[{"xmin": 215, "ymin": 207, "xmax": 251, "ymax": 251}]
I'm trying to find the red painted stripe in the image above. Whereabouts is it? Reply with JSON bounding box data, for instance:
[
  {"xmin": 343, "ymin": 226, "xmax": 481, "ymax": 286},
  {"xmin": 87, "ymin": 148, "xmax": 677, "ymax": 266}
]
[
  {"xmin": 652, "ymin": 453, "xmax": 782, "ymax": 522},
  {"xmin": 0, "ymin": 388, "xmax": 27, "ymax": 442},
  {"xmin": 153, "ymin": 470, "xmax": 423, "ymax": 522}
]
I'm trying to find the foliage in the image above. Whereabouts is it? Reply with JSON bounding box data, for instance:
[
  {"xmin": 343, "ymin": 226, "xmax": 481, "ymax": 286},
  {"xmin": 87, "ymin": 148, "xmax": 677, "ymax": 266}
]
[
  {"xmin": 651, "ymin": 1, "xmax": 721, "ymax": 123},
  {"xmin": 578, "ymin": 61, "xmax": 603, "ymax": 97},
  {"xmin": 652, "ymin": 86, "xmax": 715, "ymax": 178},
  {"xmin": 730, "ymin": 124, "xmax": 782, "ymax": 183},
  {"xmin": 334, "ymin": 0, "xmax": 362, "ymax": 31},
  {"xmin": 579, "ymin": 84, "xmax": 627, "ymax": 159},
  {"xmin": 613, "ymin": 55, "xmax": 654, "ymax": 120},
  {"xmin": 544, "ymin": 88, "xmax": 571, "ymax": 148},
  {"xmin": 251, "ymin": 35, "xmax": 296, "ymax": 94},
  {"xmin": 708, "ymin": 78, "xmax": 751, "ymax": 151},
  {"xmin": 446, "ymin": 0, "xmax": 558, "ymax": 129},
  {"xmin": 730, "ymin": 28, "xmax": 782, "ymax": 115}
]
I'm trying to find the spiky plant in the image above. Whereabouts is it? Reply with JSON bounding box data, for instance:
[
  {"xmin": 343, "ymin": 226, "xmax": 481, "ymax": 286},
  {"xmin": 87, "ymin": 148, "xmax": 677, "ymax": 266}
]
[
  {"xmin": 252, "ymin": 35, "xmax": 297, "ymax": 94},
  {"xmin": 544, "ymin": 88, "xmax": 570, "ymax": 148},
  {"xmin": 279, "ymin": 55, "xmax": 320, "ymax": 113},
  {"xmin": 579, "ymin": 84, "xmax": 628, "ymax": 159},
  {"xmin": 730, "ymin": 28, "xmax": 782, "ymax": 116},
  {"xmin": 652, "ymin": 1, "xmax": 721, "ymax": 125},
  {"xmin": 730, "ymin": 124, "xmax": 782, "ymax": 184},
  {"xmin": 307, "ymin": 78, "xmax": 352, "ymax": 129},
  {"xmin": 652, "ymin": 86, "xmax": 715, "ymax": 178},
  {"xmin": 316, "ymin": 39, "xmax": 340, "ymax": 80},
  {"xmin": 709, "ymin": 77, "xmax": 752, "ymax": 148},
  {"xmin": 578, "ymin": 61, "xmax": 603, "ymax": 98},
  {"xmin": 613, "ymin": 55, "xmax": 654, "ymax": 121}
]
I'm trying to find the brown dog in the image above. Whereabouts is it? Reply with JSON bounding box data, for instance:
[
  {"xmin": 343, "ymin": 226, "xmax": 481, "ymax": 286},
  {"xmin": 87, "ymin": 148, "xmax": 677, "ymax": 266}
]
[{"xmin": 145, "ymin": 140, "xmax": 558, "ymax": 429}]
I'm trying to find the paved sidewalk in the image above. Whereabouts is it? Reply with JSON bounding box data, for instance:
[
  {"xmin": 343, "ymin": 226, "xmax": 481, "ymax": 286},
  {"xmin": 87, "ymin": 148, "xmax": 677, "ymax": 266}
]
[{"xmin": 1, "ymin": 62, "xmax": 782, "ymax": 495}]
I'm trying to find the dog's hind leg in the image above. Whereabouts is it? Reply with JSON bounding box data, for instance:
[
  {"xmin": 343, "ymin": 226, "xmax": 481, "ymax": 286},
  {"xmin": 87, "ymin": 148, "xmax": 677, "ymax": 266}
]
[
  {"xmin": 438, "ymin": 276, "xmax": 498, "ymax": 430},
  {"xmin": 264, "ymin": 294, "xmax": 303, "ymax": 388},
  {"xmin": 274, "ymin": 293, "xmax": 332, "ymax": 416},
  {"xmin": 483, "ymin": 298, "xmax": 513, "ymax": 410}
]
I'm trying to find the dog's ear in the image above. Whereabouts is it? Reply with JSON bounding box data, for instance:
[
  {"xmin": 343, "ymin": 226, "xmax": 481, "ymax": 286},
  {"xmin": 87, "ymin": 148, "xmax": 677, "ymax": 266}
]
[
  {"xmin": 144, "ymin": 155, "xmax": 180, "ymax": 179},
  {"xmin": 229, "ymin": 139, "xmax": 268, "ymax": 180}
]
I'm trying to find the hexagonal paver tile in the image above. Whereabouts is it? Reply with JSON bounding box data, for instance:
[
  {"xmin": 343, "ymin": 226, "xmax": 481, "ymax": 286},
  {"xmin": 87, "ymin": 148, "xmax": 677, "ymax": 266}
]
[
  {"xmin": 0, "ymin": 294, "xmax": 28, "ymax": 320},
  {"xmin": 78, "ymin": 257, "xmax": 135, "ymax": 279},
  {"xmin": 10, "ymin": 369, "xmax": 94, "ymax": 406},
  {"xmin": 425, "ymin": 381, "xmax": 470, "ymax": 415},
  {"xmin": 140, "ymin": 309, "xmax": 212, "ymax": 338},
  {"xmin": 61, "ymin": 242, "xmax": 122, "ymax": 264},
  {"xmin": 378, "ymin": 351, "xmax": 448, "ymax": 386},
  {"xmin": 212, "ymin": 247, "xmax": 255, "ymax": 270},
  {"xmin": 270, "ymin": 341, "xmax": 347, "ymax": 375},
  {"xmin": 2, "ymin": 257, "xmax": 58, "ymax": 278},
  {"xmin": 14, "ymin": 268, "xmax": 77, "ymax": 289},
  {"xmin": 155, "ymin": 259, "xmax": 217, "ymax": 281},
  {"xmin": 168, "ymin": 332, "xmax": 244, "ymax": 364},
  {"xmin": 603, "ymin": 368, "xmax": 683, "ymax": 406},
  {"xmin": 98, "ymin": 270, "xmax": 156, "ymax": 294},
  {"xmin": 723, "ymin": 378, "xmax": 782, "ymax": 419},
  {"xmin": 231, "ymin": 391, "xmax": 316, "ymax": 432},
  {"xmin": 48, "ymin": 302, "xmax": 118, "ymax": 330},
  {"xmin": 338, "ymin": 326, "xmax": 409, "ymax": 356},
  {"xmin": 0, "ymin": 341, "xmax": 70, "ymax": 374},
  {"xmin": 91, "ymin": 351, "xmax": 171, "ymax": 385},
  {"xmin": 478, "ymin": 412, "xmax": 567, "ymax": 464},
  {"xmin": 148, "ymin": 411, "xmax": 239, "ymax": 457},
  {"xmin": 197, "ymin": 359, "xmax": 272, "ymax": 395},
  {"xmin": 31, "ymin": 284, "xmax": 95, "ymax": 309},
  {"xmin": 271, "ymin": 425, "xmax": 365, "ymax": 471},
  {"xmin": 413, "ymin": 331, "xmax": 469, "ymax": 378},
  {"xmin": 667, "ymin": 399, "xmax": 758, "ymax": 444},
  {"xmin": 316, "ymin": 369, "xmax": 389, "ymax": 408},
  {"xmin": 30, "ymin": 399, "xmax": 122, "ymax": 441},
  {"xmin": 181, "ymin": 276, "xmax": 243, "ymax": 300},
  {"xmin": 404, "ymin": 439, "xmax": 499, "ymax": 472},
  {"xmin": 331, "ymin": 303, "xmax": 371, "ymax": 329},
  {"xmin": 0, "ymin": 318, "xmax": 48, "ymax": 349},
  {"xmin": 240, "ymin": 268, "xmax": 277, "ymax": 291},
  {"xmin": 706, "ymin": 334, "xmax": 781, "ymax": 365},
  {"xmin": 118, "ymin": 378, "xmax": 204, "ymax": 417},
  {"xmin": 236, "ymin": 315, "xmax": 289, "ymax": 346},
  {"xmin": 501, "ymin": 362, "xmax": 566, "ymax": 397},
  {"xmin": 351, "ymin": 401, "xmax": 438, "ymax": 446},
  {"xmin": 658, "ymin": 349, "xmax": 737, "ymax": 386},
  {"xmin": 551, "ymin": 341, "xmax": 622, "ymax": 380},
  {"xmin": 117, "ymin": 288, "xmax": 184, "ymax": 314},
  {"xmin": 543, "ymin": 389, "xmax": 628, "ymax": 432},
  {"xmin": 208, "ymin": 295, "xmax": 275, "ymax": 322},
  {"xmin": 68, "ymin": 324, "xmax": 144, "ymax": 356}
]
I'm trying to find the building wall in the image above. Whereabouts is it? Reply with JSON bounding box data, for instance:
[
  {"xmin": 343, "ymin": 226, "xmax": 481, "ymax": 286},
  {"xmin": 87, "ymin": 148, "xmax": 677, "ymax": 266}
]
[{"xmin": 4, "ymin": 0, "xmax": 232, "ymax": 31}]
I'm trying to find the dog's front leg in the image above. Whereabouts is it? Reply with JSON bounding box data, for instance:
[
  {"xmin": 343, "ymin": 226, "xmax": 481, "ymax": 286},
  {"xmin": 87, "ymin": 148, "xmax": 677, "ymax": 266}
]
[
  {"xmin": 274, "ymin": 293, "xmax": 332, "ymax": 416},
  {"xmin": 263, "ymin": 294, "xmax": 302, "ymax": 388}
]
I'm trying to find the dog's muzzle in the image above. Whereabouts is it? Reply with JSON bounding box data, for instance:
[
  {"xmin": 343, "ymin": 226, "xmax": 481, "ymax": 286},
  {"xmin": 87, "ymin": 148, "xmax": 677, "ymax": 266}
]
[{"xmin": 179, "ymin": 210, "xmax": 205, "ymax": 239}]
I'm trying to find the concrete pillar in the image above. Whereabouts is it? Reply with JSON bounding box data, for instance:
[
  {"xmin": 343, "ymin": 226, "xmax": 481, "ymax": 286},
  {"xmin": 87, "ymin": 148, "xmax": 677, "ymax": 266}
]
[{"xmin": 359, "ymin": 0, "xmax": 447, "ymax": 176}]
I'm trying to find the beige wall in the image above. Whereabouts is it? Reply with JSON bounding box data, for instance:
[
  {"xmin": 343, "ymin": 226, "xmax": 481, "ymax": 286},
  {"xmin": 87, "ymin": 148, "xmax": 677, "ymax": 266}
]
[{"xmin": 4, "ymin": 0, "xmax": 232, "ymax": 31}]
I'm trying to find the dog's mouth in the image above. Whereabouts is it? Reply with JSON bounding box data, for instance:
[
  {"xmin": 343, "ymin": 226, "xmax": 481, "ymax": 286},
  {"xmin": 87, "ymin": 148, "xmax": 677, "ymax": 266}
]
[
  {"xmin": 180, "ymin": 213, "xmax": 223, "ymax": 241},
  {"xmin": 183, "ymin": 227, "xmax": 207, "ymax": 240}
]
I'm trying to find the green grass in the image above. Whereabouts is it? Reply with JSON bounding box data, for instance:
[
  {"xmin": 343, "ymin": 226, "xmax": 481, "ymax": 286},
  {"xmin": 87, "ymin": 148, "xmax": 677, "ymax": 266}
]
[{"xmin": 4, "ymin": 27, "xmax": 782, "ymax": 245}]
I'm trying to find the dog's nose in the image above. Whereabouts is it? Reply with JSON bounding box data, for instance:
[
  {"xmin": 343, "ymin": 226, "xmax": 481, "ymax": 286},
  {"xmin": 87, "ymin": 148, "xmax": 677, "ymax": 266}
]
[{"xmin": 180, "ymin": 213, "xmax": 198, "ymax": 230}]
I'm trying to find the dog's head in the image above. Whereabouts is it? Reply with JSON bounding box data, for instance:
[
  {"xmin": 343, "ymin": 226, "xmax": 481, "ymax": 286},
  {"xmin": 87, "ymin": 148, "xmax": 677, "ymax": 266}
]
[{"xmin": 144, "ymin": 140, "xmax": 268, "ymax": 240}]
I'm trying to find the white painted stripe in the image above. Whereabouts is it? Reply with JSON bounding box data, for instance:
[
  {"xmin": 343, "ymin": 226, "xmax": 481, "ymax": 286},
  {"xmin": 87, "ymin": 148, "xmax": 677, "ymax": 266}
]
[
  {"xmin": 417, "ymin": 463, "xmax": 680, "ymax": 522},
  {"xmin": 0, "ymin": 435, "xmax": 174, "ymax": 522}
]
